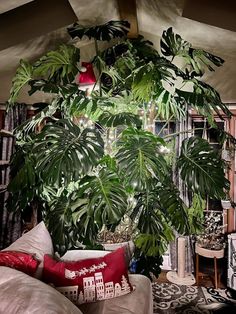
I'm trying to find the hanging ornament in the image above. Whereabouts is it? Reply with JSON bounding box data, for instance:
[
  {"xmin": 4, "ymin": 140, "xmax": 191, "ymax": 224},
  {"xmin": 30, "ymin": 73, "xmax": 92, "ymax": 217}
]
[{"xmin": 75, "ymin": 62, "xmax": 97, "ymax": 94}]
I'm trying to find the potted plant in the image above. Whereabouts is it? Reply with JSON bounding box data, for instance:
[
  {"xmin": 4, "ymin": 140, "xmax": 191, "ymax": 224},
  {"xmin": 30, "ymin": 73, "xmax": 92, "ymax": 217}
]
[
  {"xmin": 196, "ymin": 210, "xmax": 226, "ymax": 250},
  {"xmin": 221, "ymin": 198, "xmax": 232, "ymax": 209},
  {"xmin": 7, "ymin": 21, "xmax": 231, "ymax": 276}
]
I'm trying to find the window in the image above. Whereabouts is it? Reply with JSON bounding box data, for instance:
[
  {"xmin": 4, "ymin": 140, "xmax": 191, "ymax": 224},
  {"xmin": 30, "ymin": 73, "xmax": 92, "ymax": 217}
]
[
  {"xmin": 193, "ymin": 121, "xmax": 225, "ymax": 152},
  {"xmin": 155, "ymin": 121, "xmax": 176, "ymax": 137}
]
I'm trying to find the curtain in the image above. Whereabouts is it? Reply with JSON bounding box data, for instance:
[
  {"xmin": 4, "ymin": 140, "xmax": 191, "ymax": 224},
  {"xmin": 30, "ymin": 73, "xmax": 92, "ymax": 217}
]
[
  {"xmin": 0, "ymin": 105, "xmax": 27, "ymax": 249},
  {"xmin": 169, "ymin": 112, "xmax": 194, "ymax": 274}
]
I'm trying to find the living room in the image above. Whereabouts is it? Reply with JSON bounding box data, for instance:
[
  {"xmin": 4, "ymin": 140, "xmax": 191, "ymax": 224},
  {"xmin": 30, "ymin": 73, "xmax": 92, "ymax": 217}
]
[{"xmin": 0, "ymin": 0, "xmax": 236, "ymax": 313}]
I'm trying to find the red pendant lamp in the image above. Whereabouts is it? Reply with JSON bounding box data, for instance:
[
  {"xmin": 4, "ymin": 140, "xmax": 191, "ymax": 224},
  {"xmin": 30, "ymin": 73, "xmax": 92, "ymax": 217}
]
[{"xmin": 76, "ymin": 62, "xmax": 97, "ymax": 93}]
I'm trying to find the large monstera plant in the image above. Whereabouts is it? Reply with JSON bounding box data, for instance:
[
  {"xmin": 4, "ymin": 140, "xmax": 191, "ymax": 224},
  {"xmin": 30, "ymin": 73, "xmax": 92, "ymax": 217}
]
[{"xmin": 7, "ymin": 21, "xmax": 231, "ymax": 272}]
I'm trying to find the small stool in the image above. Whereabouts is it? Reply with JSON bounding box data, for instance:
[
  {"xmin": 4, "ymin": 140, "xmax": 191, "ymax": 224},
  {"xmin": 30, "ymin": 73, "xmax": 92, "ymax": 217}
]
[{"xmin": 195, "ymin": 243, "xmax": 224, "ymax": 289}]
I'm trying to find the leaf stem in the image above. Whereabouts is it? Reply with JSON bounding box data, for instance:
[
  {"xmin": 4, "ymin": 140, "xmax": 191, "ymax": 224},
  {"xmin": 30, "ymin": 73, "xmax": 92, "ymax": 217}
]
[
  {"xmin": 156, "ymin": 115, "xmax": 174, "ymax": 137},
  {"xmin": 94, "ymin": 39, "xmax": 102, "ymax": 97},
  {"xmin": 163, "ymin": 127, "xmax": 208, "ymax": 139}
]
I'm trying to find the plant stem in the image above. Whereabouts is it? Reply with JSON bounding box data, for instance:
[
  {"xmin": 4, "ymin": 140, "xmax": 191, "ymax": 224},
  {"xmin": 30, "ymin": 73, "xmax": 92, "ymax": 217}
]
[
  {"xmin": 163, "ymin": 127, "xmax": 208, "ymax": 139},
  {"xmin": 156, "ymin": 115, "xmax": 174, "ymax": 137},
  {"xmin": 94, "ymin": 39, "xmax": 102, "ymax": 96}
]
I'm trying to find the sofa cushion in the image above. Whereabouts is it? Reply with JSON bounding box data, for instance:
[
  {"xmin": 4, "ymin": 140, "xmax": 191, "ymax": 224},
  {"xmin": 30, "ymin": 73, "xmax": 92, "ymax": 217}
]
[
  {"xmin": 0, "ymin": 251, "xmax": 39, "ymax": 276},
  {"xmin": 61, "ymin": 250, "xmax": 109, "ymax": 261},
  {"xmin": 0, "ymin": 266, "xmax": 82, "ymax": 314},
  {"xmin": 61, "ymin": 241, "xmax": 134, "ymax": 267},
  {"xmin": 2, "ymin": 221, "xmax": 54, "ymax": 278},
  {"xmin": 43, "ymin": 247, "xmax": 133, "ymax": 305}
]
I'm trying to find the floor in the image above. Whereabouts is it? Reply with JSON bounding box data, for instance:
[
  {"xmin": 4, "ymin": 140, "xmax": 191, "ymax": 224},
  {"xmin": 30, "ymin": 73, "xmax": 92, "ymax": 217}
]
[{"xmin": 157, "ymin": 256, "xmax": 227, "ymax": 289}]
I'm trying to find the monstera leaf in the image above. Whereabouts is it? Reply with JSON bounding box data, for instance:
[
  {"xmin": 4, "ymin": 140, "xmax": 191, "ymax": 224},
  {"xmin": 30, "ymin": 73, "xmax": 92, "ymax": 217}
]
[
  {"xmin": 7, "ymin": 153, "xmax": 37, "ymax": 211},
  {"xmin": 161, "ymin": 27, "xmax": 191, "ymax": 58},
  {"xmin": 28, "ymin": 79, "xmax": 60, "ymax": 96},
  {"xmin": 177, "ymin": 136, "xmax": 229, "ymax": 199},
  {"xmin": 43, "ymin": 192, "xmax": 89, "ymax": 253},
  {"xmin": 189, "ymin": 48, "xmax": 224, "ymax": 74},
  {"xmin": 33, "ymin": 119, "xmax": 104, "ymax": 186},
  {"xmin": 128, "ymin": 35, "xmax": 160, "ymax": 62},
  {"xmin": 79, "ymin": 169, "xmax": 128, "ymax": 227},
  {"xmin": 9, "ymin": 60, "xmax": 34, "ymax": 104},
  {"xmin": 157, "ymin": 183, "xmax": 190, "ymax": 234},
  {"xmin": 98, "ymin": 111, "xmax": 141, "ymax": 127},
  {"xmin": 68, "ymin": 20, "xmax": 130, "ymax": 41},
  {"xmin": 176, "ymin": 80, "xmax": 232, "ymax": 118},
  {"xmin": 116, "ymin": 128, "xmax": 168, "ymax": 189},
  {"xmin": 34, "ymin": 44, "xmax": 80, "ymax": 81},
  {"xmin": 132, "ymin": 183, "xmax": 189, "ymax": 247},
  {"xmin": 161, "ymin": 28, "xmax": 224, "ymax": 76},
  {"xmin": 132, "ymin": 61, "xmax": 177, "ymax": 101},
  {"xmin": 156, "ymin": 89, "xmax": 186, "ymax": 120},
  {"xmin": 133, "ymin": 192, "xmax": 174, "ymax": 256},
  {"xmin": 15, "ymin": 100, "xmax": 59, "ymax": 138}
]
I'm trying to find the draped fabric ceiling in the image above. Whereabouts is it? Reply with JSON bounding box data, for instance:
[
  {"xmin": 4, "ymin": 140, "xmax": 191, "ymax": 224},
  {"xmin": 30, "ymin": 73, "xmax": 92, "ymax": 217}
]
[{"xmin": 0, "ymin": 0, "xmax": 235, "ymax": 104}]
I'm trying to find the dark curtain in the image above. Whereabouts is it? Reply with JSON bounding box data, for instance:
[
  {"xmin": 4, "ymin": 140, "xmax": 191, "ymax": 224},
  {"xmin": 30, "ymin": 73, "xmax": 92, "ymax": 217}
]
[{"xmin": 0, "ymin": 105, "xmax": 27, "ymax": 249}]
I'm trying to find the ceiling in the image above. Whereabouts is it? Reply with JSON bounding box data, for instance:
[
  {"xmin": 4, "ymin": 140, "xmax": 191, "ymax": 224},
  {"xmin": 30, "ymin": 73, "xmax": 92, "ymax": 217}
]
[
  {"xmin": 0, "ymin": 0, "xmax": 236, "ymax": 104},
  {"xmin": 0, "ymin": 0, "xmax": 33, "ymax": 14}
]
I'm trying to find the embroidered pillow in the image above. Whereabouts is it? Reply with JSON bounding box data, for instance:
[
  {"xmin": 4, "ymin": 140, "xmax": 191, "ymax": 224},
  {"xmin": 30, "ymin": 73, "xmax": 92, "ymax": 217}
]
[
  {"xmin": 0, "ymin": 251, "xmax": 39, "ymax": 276},
  {"xmin": 43, "ymin": 247, "xmax": 133, "ymax": 305}
]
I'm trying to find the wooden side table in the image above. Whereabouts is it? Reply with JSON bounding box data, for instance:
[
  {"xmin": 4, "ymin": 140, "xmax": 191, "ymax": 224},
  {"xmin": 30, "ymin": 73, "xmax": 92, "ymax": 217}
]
[{"xmin": 195, "ymin": 243, "xmax": 224, "ymax": 289}]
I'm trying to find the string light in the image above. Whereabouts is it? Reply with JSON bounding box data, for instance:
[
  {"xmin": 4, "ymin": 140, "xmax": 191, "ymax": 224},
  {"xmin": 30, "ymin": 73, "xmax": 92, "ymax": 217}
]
[{"xmin": 158, "ymin": 145, "xmax": 171, "ymax": 155}]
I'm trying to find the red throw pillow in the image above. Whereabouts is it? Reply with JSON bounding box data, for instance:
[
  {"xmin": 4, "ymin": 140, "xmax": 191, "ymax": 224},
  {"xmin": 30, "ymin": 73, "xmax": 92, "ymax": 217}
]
[
  {"xmin": 0, "ymin": 251, "xmax": 39, "ymax": 275},
  {"xmin": 43, "ymin": 247, "xmax": 133, "ymax": 305}
]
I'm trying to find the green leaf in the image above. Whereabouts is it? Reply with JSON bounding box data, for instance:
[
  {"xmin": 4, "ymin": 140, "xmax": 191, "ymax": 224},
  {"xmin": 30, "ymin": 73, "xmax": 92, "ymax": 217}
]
[
  {"xmin": 135, "ymin": 234, "xmax": 166, "ymax": 256},
  {"xmin": 187, "ymin": 194, "xmax": 205, "ymax": 234},
  {"xmin": 81, "ymin": 169, "xmax": 128, "ymax": 226},
  {"xmin": 116, "ymin": 128, "xmax": 168, "ymax": 189},
  {"xmin": 7, "ymin": 147, "xmax": 37, "ymax": 212},
  {"xmin": 34, "ymin": 44, "xmax": 80, "ymax": 82},
  {"xmin": 9, "ymin": 60, "xmax": 34, "ymax": 104},
  {"xmin": 98, "ymin": 155, "xmax": 118, "ymax": 172},
  {"xmin": 128, "ymin": 35, "xmax": 160, "ymax": 62},
  {"xmin": 156, "ymin": 89, "xmax": 186, "ymax": 120},
  {"xmin": 132, "ymin": 61, "xmax": 176, "ymax": 102},
  {"xmin": 33, "ymin": 119, "xmax": 104, "ymax": 186},
  {"xmin": 189, "ymin": 48, "xmax": 224, "ymax": 74},
  {"xmin": 28, "ymin": 79, "xmax": 59, "ymax": 95},
  {"xmin": 68, "ymin": 20, "xmax": 130, "ymax": 41},
  {"xmin": 161, "ymin": 27, "xmax": 191, "ymax": 58},
  {"xmin": 161, "ymin": 28, "xmax": 224, "ymax": 77},
  {"xmin": 15, "ymin": 100, "xmax": 58, "ymax": 138},
  {"xmin": 98, "ymin": 111, "xmax": 141, "ymax": 127},
  {"xmin": 135, "ymin": 229, "xmax": 173, "ymax": 256},
  {"xmin": 176, "ymin": 80, "xmax": 232, "ymax": 118},
  {"xmin": 177, "ymin": 136, "xmax": 230, "ymax": 199},
  {"xmin": 157, "ymin": 183, "xmax": 190, "ymax": 234}
]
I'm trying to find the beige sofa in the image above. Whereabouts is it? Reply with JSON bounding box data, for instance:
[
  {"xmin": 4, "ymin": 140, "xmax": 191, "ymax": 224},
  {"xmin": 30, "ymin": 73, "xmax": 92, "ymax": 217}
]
[
  {"xmin": 0, "ymin": 223, "xmax": 153, "ymax": 313},
  {"xmin": 0, "ymin": 262, "xmax": 153, "ymax": 314}
]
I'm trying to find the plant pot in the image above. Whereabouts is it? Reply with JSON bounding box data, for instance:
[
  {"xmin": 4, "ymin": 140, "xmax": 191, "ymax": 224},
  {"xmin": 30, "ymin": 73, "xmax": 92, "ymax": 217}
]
[
  {"xmin": 102, "ymin": 240, "xmax": 135, "ymax": 255},
  {"xmin": 221, "ymin": 200, "xmax": 231, "ymax": 209},
  {"xmin": 222, "ymin": 149, "xmax": 232, "ymax": 162},
  {"xmin": 102, "ymin": 240, "xmax": 135, "ymax": 266}
]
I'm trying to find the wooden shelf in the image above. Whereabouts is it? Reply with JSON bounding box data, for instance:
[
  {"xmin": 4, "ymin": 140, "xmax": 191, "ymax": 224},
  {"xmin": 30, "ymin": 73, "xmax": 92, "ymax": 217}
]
[
  {"xmin": 0, "ymin": 160, "xmax": 10, "ymax": 166},
  {"xmin": 0, "ymin": 129, "xmax": 14, "ymax": 137}
]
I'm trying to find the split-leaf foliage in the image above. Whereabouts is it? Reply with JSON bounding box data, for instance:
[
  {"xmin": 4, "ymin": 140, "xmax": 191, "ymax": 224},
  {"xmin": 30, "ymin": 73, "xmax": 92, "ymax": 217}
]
[{"xmin": 7, "ymin": 22, "xmax": 231, "ymax": 273}]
